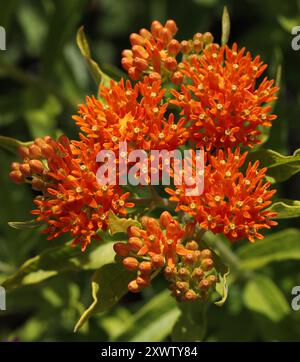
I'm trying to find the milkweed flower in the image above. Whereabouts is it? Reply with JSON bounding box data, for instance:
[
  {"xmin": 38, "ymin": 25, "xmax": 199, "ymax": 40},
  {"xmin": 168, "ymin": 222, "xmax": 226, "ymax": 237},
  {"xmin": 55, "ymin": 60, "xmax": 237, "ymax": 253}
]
[
  {"xmin": 171, "ymin": 43, "xmax": 278, "ymax": 150},
  {"xmin": 10, "ymin": 136, "xmax": 133, "ymax": 251},
  {"xmin": 72, "ymin": 77, "xmax": 189, "ymax": 152},
  {"xmin": 166, "ymin": 148, "xmax": 277, "ymax": 243},
  {"xmin": 121, "ymin": 19, "xmax": 214, "ymax": 84}
]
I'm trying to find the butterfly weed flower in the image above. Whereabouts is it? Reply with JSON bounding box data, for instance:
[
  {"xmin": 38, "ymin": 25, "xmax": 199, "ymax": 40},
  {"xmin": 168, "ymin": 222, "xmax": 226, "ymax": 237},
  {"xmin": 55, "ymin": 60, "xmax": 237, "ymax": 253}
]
[
  {"xmin": 73, "ymin": 77, "xmax": 189, "ymax": 152},
  {"xmin": 171, "ymin": 43, "xmax": 279, "ymax": 150},
  {"xmin": 114, "ymin": 211, "xmax": 219, "ymax": 300},
  {"xmin": 10, "ymin": 136, "xmax": 133, "ymax": 251},
  {"xmin": 166, "ymin": 148, "xmax": 278, "ymax": 243},
  {"xmin": 121, "ymin": 20, "xmax": 214, "ymax": 84}
]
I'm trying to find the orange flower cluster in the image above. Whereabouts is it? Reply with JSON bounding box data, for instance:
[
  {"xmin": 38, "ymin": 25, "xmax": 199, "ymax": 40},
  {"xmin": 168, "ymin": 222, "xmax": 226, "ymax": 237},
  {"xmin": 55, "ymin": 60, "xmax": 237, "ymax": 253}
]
[
  {"xmin": 171, "ymin": 43, "xmax": 278, "ymax": 150},
  {"xmin": 114, "ymin": 211, "xmax": 218, "ymax": 299},
  {"xmin": 73, "ymin": 77, "xmax": 189, "ymax": 152},
  {"xmin": 10, "ymin": 136, "xmax": 133, "ymax": 251},
  {"xmin": 121, "ymin": 20, "xmax": 214, "ymax": 84},
  {"xmin": 166, "ymin": 148, "xmax": 277, "ymax": 243}
]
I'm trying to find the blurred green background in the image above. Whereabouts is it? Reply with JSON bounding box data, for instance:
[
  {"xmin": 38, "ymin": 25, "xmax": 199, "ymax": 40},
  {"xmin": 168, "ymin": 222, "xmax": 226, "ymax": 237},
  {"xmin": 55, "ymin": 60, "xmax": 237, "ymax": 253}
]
[{"xmin": 0, "ymin": 0, "xmax": 300, "ymax": 341}]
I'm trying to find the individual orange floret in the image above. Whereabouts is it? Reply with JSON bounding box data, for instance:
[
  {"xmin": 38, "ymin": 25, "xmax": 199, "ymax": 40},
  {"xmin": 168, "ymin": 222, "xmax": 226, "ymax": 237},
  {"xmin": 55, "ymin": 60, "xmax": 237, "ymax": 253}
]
[
  {"xmin": 121, "ymin": 20, "xmax": 214, "ymax": 84},
  {"xmin": 171, "ymin": 43, "xmax": 279, "ymax": 150},
  {"xmin": 10, "ymin": 135, "xmax": 134, "ymax": 251},
  {"xmin": 166, "ymin": 148, "xmax": 278, "ymax": 243},
  {"xmin": 72, "ymin": 77, "xmax": 189, "ymax": 153}
]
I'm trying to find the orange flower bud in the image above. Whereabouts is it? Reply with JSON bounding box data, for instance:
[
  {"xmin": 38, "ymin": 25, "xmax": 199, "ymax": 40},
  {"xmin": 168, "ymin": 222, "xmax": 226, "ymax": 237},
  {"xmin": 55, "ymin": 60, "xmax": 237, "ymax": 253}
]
[
  {"xmin": 164, "ymin": 56, "xmax": 177, "ymax": 72},
  {"xmin": 130, "ymin": 33, "xmax": 145, "ymax": 46},
  {"xmin": 176, "ymin": 281, "xmax": 189, "ymax": 292},
  {"xmin": 164, "ymin": 266, "xmax": 176, "ymax": 279},
  {"xmin": 139, "ymin": 261, "xmax": 152, "ymax": 275},
  {"xmin": 167, "ymin": 39, "xmax": 181, "ymax": 55},
  {"xmin": 121, "ymin": 57, "xmax": 133, "ymax": 71},
  {"xmin": 148, "ymin": 72, "xmax": 161, "ymax": 81},
  {"xmin": 208, "ymin": 275, "xmax": 217, "ymax": 284},
  {"xmin": 186, "ymin": 240, "xmax": 199, "ymax": 250},
  {"xmin": 151, "ymin": 254, "xmax": 165, "ymax": 268},
  {"xmin": 201, "ymin": 258, "xmax": 214, "ymax": 271},
  {"xmin": 113, "ymin": 242, "xmax": 129, "ymax": 257},
  {"xmin": 193, "ymin": 39, "xmax": 203, "ymax": 53},
  {"xmin": 122, "ymin": 49, "xmax": 133, "ymax": 58},
  {"xmin": 18, "ymin": 146, "xmax": 30, "ymax": 159},
  {"xmin": 128, "ymin": 236, "xmax": 143, "ymax": 251},
  {"xmin": 28, "ymin": 144, "xmax": 42, "ymax": 159},
  {"xmin": 184, "ymin": 290, "xmax": 198, "ymax": 301},
  {"xmin": 132, "ymin": 45, "xmax": 148, "ymax": 59},
  {"xmin": 151, "ymin": 20, "xmax": 163, "ymax": 37},
  {"xmin": 11, "ymin": 162, "xmax": 20, "ymax": 171},
  {"xmin": 133, "ymin": 57, "xmax": 148, "ymax": 71},
  {"xmin": 201, "ymin": 249, "xmax": 212, "ymax": 259},
  {"xmin": 199, "ymin": 279, "xmax": 210, "ymax": 290},
  {"xmin": 184, "ymin": 252, "xmax": 197, "ymax": 265},
  {"xmin": 193, "ymin": 32, "xmax": 203, "ymax": 41},
  {"xmin": 128, "ymin": 280, "xmax": 141, "ymax": 293},
  {"xmin": 178, "ymin": 267, "xmax": 189, "ymax": 278},
  {"xmin": 171, "ymin": 71, "xmax": 183, "ymax": 85},
  {"xmin": 9, "ymin": 170, "xmax": 24, "ymax": 184},
  {"xmin": 123, "ymin": 257, "xmax": 139, "ymax": 271},
  {"xmin": 165, "ymin": 20, "xmax": 178, "ymax": 36},
  {"xmin": 40, "ymin": 143, "xmax": 55, "ymax": 158},
  {"xmin": 203, "ymin": 32, "xmax": 214, "ymax": 44},
  {"xmin": 181, "ymin": 40, "xmax": 191, "ymax": 54},
  {"xmin": 29, "ymin": 160, "xmax": 44, "ymax": 174},
  {"xmin": 136, "ymin": 275, "xmax": 150, "ymax": 287},
  {"xmin": 159, "ymin": 28, "xmax": 172, "ymax": 46},
  {"xmin": 19, "ymin": 163, "xmax": 31, "ymax": 177},
  {"xmin": 160, "ymin": 211, "xmax": 173, "ymax": 228},
  {"xmin": 192, "ymin": 267, "xmax": 204, "ymax": 280},
  {"xmin": 139, "ymin": 28, "xmax": 152, "ymax": 40},
  {"xmin": 128, "ymin": 225, "xmax": 142, "ymax": 237}
]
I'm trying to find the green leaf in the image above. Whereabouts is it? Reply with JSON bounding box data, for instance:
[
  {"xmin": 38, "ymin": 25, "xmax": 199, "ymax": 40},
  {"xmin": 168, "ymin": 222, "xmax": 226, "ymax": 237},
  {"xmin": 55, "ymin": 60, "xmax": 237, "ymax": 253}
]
[
  {"xmin": 113, "ymin": 290, "xmax": 179, "ymax": 342},
  {"xmin": 212, "ymin": 250, "xmax": 230, "ymax": 306},
  {"xmin": 243, "ymin": 275, "xmax": 290, "ymax": 322},
  {"xmin": 238, "ymin": 228, "xmax": 300, "ymax": 270},
  {"xmin": 1, "ymin": 240, "xmax": 116, "ymax": 289},
  {"xmin": 74, "ymin": 263, "xmax": 134, "ymax": 332},
  {"xmin": 8, "ymin": 219, "xmax": 42, "ymax": 230},
  {"xmin": 108, "ymin": 210, "xmax": 140, "ymax": 235},
  {"xmin": 247, "ymin": 148, "xmax": 300, "ymax": 183},
  {"xmin": 1, "ymin": 243, "xmax": 82, "ymax": 289},
  {"xmin": 268, "ymin": 199, "xmax": 300, "ymax": 219},
  {"xmin": 0, "ymin": 135, "xmax": 32, "ymax": 153},
  {"xmin": 221, "ymin": 6, "xmax": 230, "ymax": 45},
  {"xmin": 171, "ymin": 301, "xmax": 208, "ymax": 342},
  {"xmin": 76, "ymin": 26, "xmax": 111, "ymax": 86}
]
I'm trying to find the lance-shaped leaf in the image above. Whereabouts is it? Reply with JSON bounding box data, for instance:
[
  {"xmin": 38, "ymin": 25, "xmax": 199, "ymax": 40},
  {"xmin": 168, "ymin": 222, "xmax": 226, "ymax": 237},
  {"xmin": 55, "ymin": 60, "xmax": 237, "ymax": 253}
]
[
  {"xmin": 247, "ymin": 148, "xmax": 300, "ymax": 183},
  {"xmin": 76, "ymin": 26, "xmax": 111, "ymax": 87},
  {"xmin": 0, "ymin": 135, "xmax": 32, "ymax": 153},
  {"xmin": 237, "ymin": 228, "xmax": 300, "ymax": 270},
  {"xmin": 221, "ymin": 6, "xmax": 230, "ymax": 45},
  {"xmin": 171, "ymin": 301, "xmax": 208, "ymax": 342},
  {"xmin": 1, "ymin": 240, "xmax": 116, "ymax": 289},
  {"xmin": 268, "ymin": 199, "xmax": 300, "ymax": 219},
  {"xmin": 211, "ymin": 248, "xmax": 230, "ymax": 306},
  {"xmin": 108, "ymin": 210, "xmax": 140, "ymax": 235},
  {"xmin": 8, "ymin": 219, "xmax": 42, "ymax": 230},
  {"xmin": 74, "ymin": 263, "xmax": 134, "ymax": 332},
  {"xmin": 243, "ymin": 275, "xmax": 290, "ymax": 322}
]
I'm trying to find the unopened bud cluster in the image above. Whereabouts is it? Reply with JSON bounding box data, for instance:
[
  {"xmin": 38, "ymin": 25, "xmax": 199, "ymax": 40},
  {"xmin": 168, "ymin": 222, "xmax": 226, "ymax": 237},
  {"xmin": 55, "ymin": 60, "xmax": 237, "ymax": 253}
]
[
  {"xmin": 122, "ymin": 19, "xmax": 214, "ymax": 84},
  {"xmin": 164, "ymin": 242, "xmax": 218, "ymax": 302},
  {"xmin": 9, "ymin": 136, "xmax": 57, "ymax": 190},
  {"xmin": 114, "ymin": 211, "xmax": 217, "ymax": 300}
]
